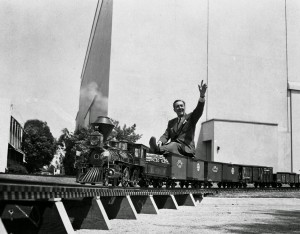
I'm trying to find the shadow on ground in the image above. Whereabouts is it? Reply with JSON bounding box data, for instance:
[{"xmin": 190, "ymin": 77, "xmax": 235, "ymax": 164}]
[{"xmin": 208, "ymin": 210, "xmax": 300, "ymax": 233}]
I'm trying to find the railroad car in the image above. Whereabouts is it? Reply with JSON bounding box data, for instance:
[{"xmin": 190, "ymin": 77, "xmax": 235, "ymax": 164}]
[
  {"xmin": 272, "ymin": 172, "xmax": 300, "ymax": 188},
  {"xmin": 204, "ymin": 161, "xmax": 223, "ymax": 188},
  {"xmin": 186, "ymin": 158, "xmax": 204, "ymax": 188},
  {"xmin": 238, "ymin": 164, "xmax": 253, "ymax": 188},
  {"xmin": 219, "ymin": 163, "xmax": 240, "ymax": 188}
]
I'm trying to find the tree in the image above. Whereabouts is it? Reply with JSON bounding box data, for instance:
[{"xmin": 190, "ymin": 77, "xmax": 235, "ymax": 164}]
[
  {"xmin": 108, "ymin": 120, "xmax": 142, "ymax": 143},
  {"xmin": 58, "ymin": 127, "xmax": 92, "ymax": 176},
  {"xmin": 58, "ymin": 120, "xmax": 142, "ymax": 175},
  {"xmin": 22, "ymin": 119, "xmax": 57, "ymax": 173}
]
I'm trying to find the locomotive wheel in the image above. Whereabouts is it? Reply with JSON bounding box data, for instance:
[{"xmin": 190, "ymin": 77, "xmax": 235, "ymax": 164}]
[
  {"xmin": 121, "ymin": 167, "xmax": 130, "ymax": 187},
  {"xmin": 180, "ymin": 181, "xmax": 185, "ymax": 188},
  {"xmin": 185, "ymin": 182, "xmax": 189, "ymax": 188}
]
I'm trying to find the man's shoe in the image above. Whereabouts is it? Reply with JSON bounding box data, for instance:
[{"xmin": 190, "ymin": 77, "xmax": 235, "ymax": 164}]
[{"xmin": 149, "ymin": 137, "xmax": 159, "ymax": 154}]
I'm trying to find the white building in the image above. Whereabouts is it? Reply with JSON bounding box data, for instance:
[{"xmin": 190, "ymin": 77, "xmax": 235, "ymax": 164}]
[
  {"xmin": 76, "ymin": 0, "xmax": 300, "ymax": 173},
  {"xmin": 0, "ymin": 98, "xmax": 25, "ymax": 172}
]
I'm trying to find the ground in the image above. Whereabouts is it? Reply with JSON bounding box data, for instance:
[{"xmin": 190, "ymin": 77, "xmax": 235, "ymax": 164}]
[{"xmin": 76, "ymin": 191, "xmax": 300, "ymax": 234}]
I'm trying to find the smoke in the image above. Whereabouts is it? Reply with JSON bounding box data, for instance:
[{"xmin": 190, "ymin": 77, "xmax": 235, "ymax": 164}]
[{"xmin": 80, "ymin": 81, "xmax": 108, "ymax": 115}]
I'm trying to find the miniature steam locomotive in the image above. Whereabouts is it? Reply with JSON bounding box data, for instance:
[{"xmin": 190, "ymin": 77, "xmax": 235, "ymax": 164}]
[{"xmin": 75, "ymin": 116, "xmax": 300, "ymax": 189}]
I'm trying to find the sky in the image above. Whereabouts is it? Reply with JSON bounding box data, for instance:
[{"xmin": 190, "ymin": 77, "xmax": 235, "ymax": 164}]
[
  {"xmin": 0, "ymin": 0, "xmax": 98, "ymax": 138},
  {"xmin": 0, "ymin": 0, "xmax": 206, "ymax": 144}
]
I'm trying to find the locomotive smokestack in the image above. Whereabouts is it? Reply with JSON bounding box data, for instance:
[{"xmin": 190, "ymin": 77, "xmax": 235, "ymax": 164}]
[{"xmin": 91, "ymin": 116, "xmax": 114, "ymax": 141}]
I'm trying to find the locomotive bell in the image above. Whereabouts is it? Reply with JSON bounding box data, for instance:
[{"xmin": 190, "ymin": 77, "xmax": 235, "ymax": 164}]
[{"xmin": 91, "ymin": 116, "xmax": 115, "ymax": 141}]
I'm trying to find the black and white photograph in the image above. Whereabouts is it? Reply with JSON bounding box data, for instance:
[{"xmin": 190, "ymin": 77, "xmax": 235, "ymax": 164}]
[{"xmin": 0, "ymin": 0, "xmax": 300, "ymax": 233}]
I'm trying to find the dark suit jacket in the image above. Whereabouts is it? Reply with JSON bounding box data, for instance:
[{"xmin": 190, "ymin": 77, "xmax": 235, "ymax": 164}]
[{"xmin": 159, "ymin": 100, "xmax": 205, "ymax": 155}]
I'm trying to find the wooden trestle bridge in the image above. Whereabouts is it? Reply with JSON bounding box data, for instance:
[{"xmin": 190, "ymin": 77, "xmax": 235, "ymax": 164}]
[{"xmin": 0, "ymin": 174, "xmax": 206, "ymax": 233}]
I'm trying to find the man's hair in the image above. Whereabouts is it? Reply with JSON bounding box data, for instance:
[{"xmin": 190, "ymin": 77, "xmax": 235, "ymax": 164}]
[{"xmin": 173, "ymin": 99, "xmax": 185, "ymax": 108}]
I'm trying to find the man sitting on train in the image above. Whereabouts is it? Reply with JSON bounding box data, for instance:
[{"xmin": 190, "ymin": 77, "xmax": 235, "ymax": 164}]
[{"xmin": 149, "ymin": 80, "xmax": 207, "ymax": 157}]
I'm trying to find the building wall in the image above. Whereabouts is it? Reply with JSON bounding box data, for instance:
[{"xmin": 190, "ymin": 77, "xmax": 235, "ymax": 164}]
[
  {"xmin": 287, "ymin": 0, "xmax": 300, "ymax": 84},
  {"xmin": 291, "ymin": 90, "xmax": 300, "ymax": 173},
  {"xmin": 287, "ymin": 0, "xmax": 300, "ymax": 173},
  {"xmin": 0, "ymin": 99, "xmax": 11, "ymax": 172},
  {"xmin": 206, "ymin": 0, "xmax": 290, "ymax": 172},
  {"xmin": 200, "ymin": 119, "xmax": 279, "ymax": 171}
]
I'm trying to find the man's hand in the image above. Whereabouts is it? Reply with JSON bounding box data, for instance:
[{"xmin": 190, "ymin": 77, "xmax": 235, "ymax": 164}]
[
  {"xmin": 157, "ymin": 141, "xmax": 162, "ymax": 147},
  {"xmin": 198, "ymin": 80, "xmax": 207, "ymax": 97}
]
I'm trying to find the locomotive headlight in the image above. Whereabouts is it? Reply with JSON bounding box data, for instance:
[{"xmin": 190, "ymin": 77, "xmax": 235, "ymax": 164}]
[
  {"xmin": 90, "ymin": 136, "xmax": 100, "ymax": 146},
  {"xmin": 89, "ymin": 131, "xmax": 103, "ymax": 147}
]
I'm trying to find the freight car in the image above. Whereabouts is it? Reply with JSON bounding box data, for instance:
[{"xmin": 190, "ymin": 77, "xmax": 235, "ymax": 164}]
[{"xmin": 75, "ymin": 116, "xmax": 300, "ymax": 189}]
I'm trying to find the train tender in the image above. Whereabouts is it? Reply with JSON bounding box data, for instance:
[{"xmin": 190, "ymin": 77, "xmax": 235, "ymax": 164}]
[{"xmin": 75, "ymin": 116, "xmax": 300, "ymax": 189}]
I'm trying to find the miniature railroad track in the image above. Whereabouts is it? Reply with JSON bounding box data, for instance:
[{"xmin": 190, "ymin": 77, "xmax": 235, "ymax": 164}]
[{"xmin": 0, "ymin": 174, "xmax": 299, "ymax": 201}]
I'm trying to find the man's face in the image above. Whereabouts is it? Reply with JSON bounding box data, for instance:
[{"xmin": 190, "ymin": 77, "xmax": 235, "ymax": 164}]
[{"xmin": 173, "ymin": 101, "xmax": 185, "ymax": 117}]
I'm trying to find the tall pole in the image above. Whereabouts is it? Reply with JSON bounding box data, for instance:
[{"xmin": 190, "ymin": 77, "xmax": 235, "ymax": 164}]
[{"xmin": 206, "ymin": 0, "xmax": 210, "ymax": 120}]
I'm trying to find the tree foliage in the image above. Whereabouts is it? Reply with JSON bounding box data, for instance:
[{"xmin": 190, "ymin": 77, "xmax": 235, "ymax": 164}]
[
  {"xmin": 22, "ymin": 119, "xmax": 57, "ymax": 173},
  {"xmin": 58, "ymin": 127, "xmax": 93, "ymax": 176},
  {"xmin": 108, "ymin": 120, "xmax": 142, "ymax": 143},
  {"xmin": 58, "ymin": 120, "xmax": 142, "ymax": 175}
]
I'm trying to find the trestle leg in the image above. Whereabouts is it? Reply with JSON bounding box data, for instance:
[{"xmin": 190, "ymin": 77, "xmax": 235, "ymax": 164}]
[
  {"xmin": 174, "ymin": 193, "xmax": 196, "ymax": 206},
  {"xmin": 100, "ymin": 195, "xmax": 137, "ymax": 220},
  {"xmin": 0, "ymin": 199, "xmax": 75, "ymax": 234},
  {"xmin": 130, "ymin": 195, "xmax": 159, "ymax": 214},
  {"xmin": 63, "ymin": 196, "xmax": 111, "ymax": 230},
  {"xmin": 153, "ymin": 195, "xmax": 178, "ymax": 209},
  {"xmin": 192, "ymin": 193, "xmax": 203, "ymax": 204}
]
